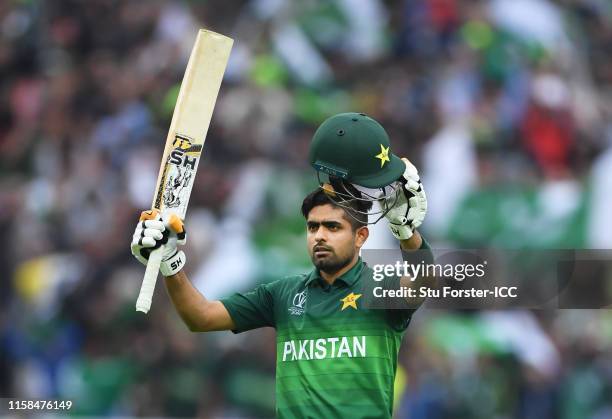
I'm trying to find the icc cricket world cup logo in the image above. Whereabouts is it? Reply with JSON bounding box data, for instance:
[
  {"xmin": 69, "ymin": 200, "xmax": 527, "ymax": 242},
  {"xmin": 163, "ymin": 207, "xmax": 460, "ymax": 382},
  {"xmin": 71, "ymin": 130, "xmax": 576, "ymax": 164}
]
[{"xmin": 289, "ymin": 291, "xmax": 307, "ymax": 315}]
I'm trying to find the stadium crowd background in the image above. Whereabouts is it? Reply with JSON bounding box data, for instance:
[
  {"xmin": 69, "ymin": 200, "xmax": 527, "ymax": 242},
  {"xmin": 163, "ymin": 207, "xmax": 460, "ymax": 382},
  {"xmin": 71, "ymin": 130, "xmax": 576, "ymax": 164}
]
[{"xmin": 1, "ymin": 0, "xmax": 611, "ymax": 417}]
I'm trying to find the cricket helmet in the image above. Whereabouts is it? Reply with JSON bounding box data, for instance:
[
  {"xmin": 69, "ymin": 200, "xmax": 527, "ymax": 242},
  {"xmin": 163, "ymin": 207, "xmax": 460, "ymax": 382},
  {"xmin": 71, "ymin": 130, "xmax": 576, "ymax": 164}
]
[
  {"xmin": 309, "ymin": 112, "xmax": 405, "ymax": 188},
  {"xmin": 309, "ymin": 113, "xmax": 407, "ymax": 224}
]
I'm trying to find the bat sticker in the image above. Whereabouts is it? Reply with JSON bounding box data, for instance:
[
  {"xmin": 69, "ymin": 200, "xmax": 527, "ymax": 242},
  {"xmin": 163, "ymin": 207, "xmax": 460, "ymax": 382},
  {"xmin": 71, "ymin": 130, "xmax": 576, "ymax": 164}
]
[
  {"xmin": 172, "ymin": 134, "xmax": 203, "ymax": 156},
  {"xmin": 160, "ymin": 134, "xmax": 201, "ymax": 210},
  {"xmin": 163, "ymin": 165, "xmax": 193, "ymax": 208}
]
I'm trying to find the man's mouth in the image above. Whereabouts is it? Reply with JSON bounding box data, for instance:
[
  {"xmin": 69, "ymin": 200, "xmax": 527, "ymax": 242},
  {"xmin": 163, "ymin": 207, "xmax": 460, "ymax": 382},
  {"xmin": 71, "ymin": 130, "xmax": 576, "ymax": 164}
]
[{"xmin": 313, "ymin": 246, "xmax": 333, "ymax": 256}]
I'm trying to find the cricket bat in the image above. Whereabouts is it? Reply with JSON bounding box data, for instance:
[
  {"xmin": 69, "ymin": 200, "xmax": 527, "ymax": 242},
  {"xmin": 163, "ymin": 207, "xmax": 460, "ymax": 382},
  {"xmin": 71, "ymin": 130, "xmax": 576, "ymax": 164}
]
[{"xmin": 136, "ymin": 29, "xmax": 233, "ymax": 313}]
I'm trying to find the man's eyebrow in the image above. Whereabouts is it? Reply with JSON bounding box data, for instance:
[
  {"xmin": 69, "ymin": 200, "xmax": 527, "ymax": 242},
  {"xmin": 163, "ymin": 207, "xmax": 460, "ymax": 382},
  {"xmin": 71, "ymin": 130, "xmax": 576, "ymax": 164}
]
[
  {"xmin": 321, "ymin": 221, "xmax": 343, "ymax": 227},
  {"xmin": 307, "ymin": 220, "xmax": 343, "ymax": 227}
]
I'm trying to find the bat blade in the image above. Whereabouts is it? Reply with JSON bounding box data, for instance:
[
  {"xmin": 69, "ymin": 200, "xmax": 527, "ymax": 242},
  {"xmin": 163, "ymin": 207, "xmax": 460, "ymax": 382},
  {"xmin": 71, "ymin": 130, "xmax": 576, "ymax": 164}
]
[{"xmin": 136, "ymin": 29, "xmax": 233, "ymax": 313}]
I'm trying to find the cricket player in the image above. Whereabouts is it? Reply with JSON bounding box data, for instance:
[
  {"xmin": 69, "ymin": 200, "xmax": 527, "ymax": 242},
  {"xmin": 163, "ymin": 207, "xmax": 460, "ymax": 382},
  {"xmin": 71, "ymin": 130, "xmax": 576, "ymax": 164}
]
[{"xmin": 131, "ymin": 113, "xmax": 431, "ymax": 418}]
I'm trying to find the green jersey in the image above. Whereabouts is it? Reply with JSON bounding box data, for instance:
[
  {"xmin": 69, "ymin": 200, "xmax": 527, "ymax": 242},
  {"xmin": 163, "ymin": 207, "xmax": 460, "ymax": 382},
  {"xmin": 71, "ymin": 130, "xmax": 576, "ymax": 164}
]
[{"xmin": 220, "ymin": 258, "xmax": 414, "ymax": 418}]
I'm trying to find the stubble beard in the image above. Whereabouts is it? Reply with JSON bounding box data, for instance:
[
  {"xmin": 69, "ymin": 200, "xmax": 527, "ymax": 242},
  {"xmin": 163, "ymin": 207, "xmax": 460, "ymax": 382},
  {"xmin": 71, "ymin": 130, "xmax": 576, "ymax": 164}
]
[{"xmin": 311, "ymin": 249, "xmax": 355, "ymax": 274}]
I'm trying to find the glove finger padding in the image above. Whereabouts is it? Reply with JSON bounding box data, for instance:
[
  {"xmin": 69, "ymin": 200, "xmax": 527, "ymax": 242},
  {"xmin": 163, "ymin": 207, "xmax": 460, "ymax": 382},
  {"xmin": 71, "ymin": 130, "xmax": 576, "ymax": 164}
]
[
  {"xmin": 402, "ymin": 157, "xmax": 419, "ymax": 179},
  {"xmin": 130, "ymin": 210, "xmax": 188, "ymax": 275},
  {"xmin": 131, "ymin": 212, "xmax": 169, "ymax": 264},
  {"xmin": 165, "ymin": 214, "xmax": 186, "ymax": 245},
  {"xmin": 382, "ymin": 158, "xmax": 428, "ymax": 239},
  {"xmin": 133, "ymin": 220, "xmax": 165, "ymax": 243}
]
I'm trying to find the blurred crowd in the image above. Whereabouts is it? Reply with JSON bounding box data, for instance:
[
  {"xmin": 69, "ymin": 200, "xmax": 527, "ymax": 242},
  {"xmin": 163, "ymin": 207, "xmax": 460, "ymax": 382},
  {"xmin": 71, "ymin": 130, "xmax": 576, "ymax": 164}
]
[{"xmin": 1, "ymin": 0, "xmax": 611, "ymax": 417}]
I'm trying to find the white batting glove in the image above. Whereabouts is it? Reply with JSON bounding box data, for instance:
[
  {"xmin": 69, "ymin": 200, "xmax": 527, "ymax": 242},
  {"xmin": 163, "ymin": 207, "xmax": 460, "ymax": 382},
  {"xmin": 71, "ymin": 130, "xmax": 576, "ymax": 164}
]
[
  {"xmin": 130, "ymin": 210, "xmax": 187, "ymax": 276},
  {"xmin": 382, "ymin": 158, "xmax": 428, "ymax": 240}
]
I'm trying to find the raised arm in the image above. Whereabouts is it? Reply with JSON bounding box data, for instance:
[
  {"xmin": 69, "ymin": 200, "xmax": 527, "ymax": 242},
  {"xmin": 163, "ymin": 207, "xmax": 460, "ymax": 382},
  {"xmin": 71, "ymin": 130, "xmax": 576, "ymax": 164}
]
[
  {"xmin": 398, "ymin": 230, "xmax": 436, "ymax": 308},
  {"xmin": 381, "ymin": 159, "xmax": 435, "ymax": 308},
  {"xmin": 164, "ymin": 270, "xmax": 235, "ymax": 332},
  {"xmin": 131, "ymin": 210, "xmax": 235, "ymax": 332}
]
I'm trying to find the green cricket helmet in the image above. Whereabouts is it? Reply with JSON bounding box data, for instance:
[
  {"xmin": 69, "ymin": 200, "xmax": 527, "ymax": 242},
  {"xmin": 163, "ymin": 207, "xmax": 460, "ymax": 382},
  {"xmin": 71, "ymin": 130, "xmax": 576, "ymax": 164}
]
[
  {"xmin": 309, "ymin": 112, "xmax": 407, "ymax": 224},
  {"xmin": 309, "ymin": 112, "xmax": 405, "ymax": 188}
]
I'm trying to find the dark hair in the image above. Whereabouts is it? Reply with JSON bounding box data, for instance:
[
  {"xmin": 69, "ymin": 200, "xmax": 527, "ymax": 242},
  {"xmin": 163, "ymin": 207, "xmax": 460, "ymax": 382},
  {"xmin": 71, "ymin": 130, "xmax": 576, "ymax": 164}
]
[{"xmin": 301, "ymin": 182, "xmax": 373, "ymax": 230}]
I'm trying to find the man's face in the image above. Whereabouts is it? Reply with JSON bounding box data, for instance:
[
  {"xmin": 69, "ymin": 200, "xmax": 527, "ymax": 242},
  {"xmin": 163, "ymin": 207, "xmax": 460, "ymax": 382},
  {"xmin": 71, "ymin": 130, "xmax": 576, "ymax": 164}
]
[{"xmin": 306, "ymin": 204, "xmax": 366, "ymax": 274}]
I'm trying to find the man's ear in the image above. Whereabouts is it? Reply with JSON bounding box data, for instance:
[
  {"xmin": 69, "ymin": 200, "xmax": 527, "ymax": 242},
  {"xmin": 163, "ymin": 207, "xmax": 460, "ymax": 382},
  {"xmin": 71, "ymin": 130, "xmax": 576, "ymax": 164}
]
[{"xmin": 355, "ymin": 226, "xmax": 369, "ymax": 248}]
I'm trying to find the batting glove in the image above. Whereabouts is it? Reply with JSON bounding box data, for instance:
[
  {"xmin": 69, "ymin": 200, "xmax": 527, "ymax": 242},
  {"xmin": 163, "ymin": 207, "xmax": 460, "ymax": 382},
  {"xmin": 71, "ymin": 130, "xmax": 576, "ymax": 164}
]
[
  {"xmin": 130, "ymin": 209, "xmax": 187, "ymax": 276},
  {"xmin": 381, "ymin": 158, "xmax": 428, "ymax": 240}
]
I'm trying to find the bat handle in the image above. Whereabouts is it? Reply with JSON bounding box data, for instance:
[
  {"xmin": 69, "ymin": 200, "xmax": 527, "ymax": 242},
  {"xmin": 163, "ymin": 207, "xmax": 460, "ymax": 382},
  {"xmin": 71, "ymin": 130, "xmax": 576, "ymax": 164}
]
[{"xmin": 136, "ymin": 245, "xmax": 164, "ymax": 313}]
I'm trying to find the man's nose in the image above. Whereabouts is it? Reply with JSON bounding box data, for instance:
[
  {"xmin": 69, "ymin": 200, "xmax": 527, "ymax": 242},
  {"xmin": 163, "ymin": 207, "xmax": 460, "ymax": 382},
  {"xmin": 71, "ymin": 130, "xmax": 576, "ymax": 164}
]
[{"xmin": 314, "ymin": 228, "xmax": 327, "ymax": 242}]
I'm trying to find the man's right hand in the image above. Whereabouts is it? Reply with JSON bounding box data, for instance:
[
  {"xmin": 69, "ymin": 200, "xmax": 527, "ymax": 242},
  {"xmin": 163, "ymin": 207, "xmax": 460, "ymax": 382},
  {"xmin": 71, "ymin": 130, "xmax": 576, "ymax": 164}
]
[
  {"xmin": 130, "ymin": 209, "xmax": 187, "ymax": 277},
  {"xmin": 381, "ymin": 158, "xmax": 428, "ymax": 240}
]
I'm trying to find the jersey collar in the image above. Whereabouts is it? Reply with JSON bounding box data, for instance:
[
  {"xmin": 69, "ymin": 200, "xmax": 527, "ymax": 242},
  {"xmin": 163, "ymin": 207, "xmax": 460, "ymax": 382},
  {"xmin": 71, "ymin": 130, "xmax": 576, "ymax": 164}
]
[{"xmin": 306, "ymin": 257, "xmax": 365, "ymax": 288}]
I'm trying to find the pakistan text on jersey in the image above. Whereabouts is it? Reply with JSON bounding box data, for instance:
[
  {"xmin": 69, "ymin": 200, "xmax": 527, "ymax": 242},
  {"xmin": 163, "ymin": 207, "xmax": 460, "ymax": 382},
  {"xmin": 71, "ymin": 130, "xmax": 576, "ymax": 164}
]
[{"xmin": 281, "ymin": 336, "xmax": 366, "ymax": 361}]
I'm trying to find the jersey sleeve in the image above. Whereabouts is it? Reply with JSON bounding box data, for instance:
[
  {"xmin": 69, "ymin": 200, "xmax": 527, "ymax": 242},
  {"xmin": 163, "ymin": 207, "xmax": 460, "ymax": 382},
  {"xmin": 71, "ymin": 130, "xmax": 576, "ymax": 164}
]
[
  {"xmin": 386, "ymin": 309, "xmax": 416, "ymax": 332},
  {"xmin": 385, "ymin": 235, "xmax": 435, "ymax": 331},
  {"xmin": 220, "ymin": 281, "xmax": 279, "ymax": 333},
  {"xmin": 382, "ymin": 275, "xmax": 417, "ymax": 332}
]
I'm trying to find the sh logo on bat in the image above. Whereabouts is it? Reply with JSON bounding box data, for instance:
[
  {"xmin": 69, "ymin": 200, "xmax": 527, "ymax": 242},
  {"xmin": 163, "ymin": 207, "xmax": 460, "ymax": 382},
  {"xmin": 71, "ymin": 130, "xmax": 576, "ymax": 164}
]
[
  {"xmin": 169, "ymin": 134, "xmax": 202, "ymax": 170},
  {"xmin": 163, "ymin": 134, "xmax": 202, "ymax": 209}
]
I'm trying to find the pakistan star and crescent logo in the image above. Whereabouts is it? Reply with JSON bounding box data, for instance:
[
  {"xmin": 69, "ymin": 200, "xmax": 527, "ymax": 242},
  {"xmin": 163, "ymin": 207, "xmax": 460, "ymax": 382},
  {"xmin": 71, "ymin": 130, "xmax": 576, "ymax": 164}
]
[
  {"xmin": 375, "ymin": 144, "xmax": 390, "ymax": 168},
  {"xmin": 340, "ymin": 292, "xmax": 362, "ymax": 310}
]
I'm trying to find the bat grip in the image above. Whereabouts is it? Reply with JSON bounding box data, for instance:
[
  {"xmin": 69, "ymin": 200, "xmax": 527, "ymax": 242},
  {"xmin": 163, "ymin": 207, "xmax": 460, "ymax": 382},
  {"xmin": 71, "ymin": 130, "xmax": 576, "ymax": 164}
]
[{"xmin": 136, "ymin": 245, "xmax": 164, "ymax": 313}]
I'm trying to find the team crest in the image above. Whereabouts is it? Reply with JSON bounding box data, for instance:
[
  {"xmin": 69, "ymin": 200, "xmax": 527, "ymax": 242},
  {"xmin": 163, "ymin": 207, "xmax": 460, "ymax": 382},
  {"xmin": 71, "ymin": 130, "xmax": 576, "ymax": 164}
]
[
  {"xmin": 340, "ymin": 292, "xmax": 362, "ymax": 310},
  {"xmin": 375, "ymin": 144, "xmax": 390, "ymax": 168}
]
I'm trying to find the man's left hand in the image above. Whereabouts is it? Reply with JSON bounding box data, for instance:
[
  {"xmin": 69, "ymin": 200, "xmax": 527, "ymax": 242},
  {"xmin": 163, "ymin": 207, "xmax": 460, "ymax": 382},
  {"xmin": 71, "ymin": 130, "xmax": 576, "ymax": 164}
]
[{"xmin": 381, "ymin": 158, "xmax": 428, "ymax": 240}]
